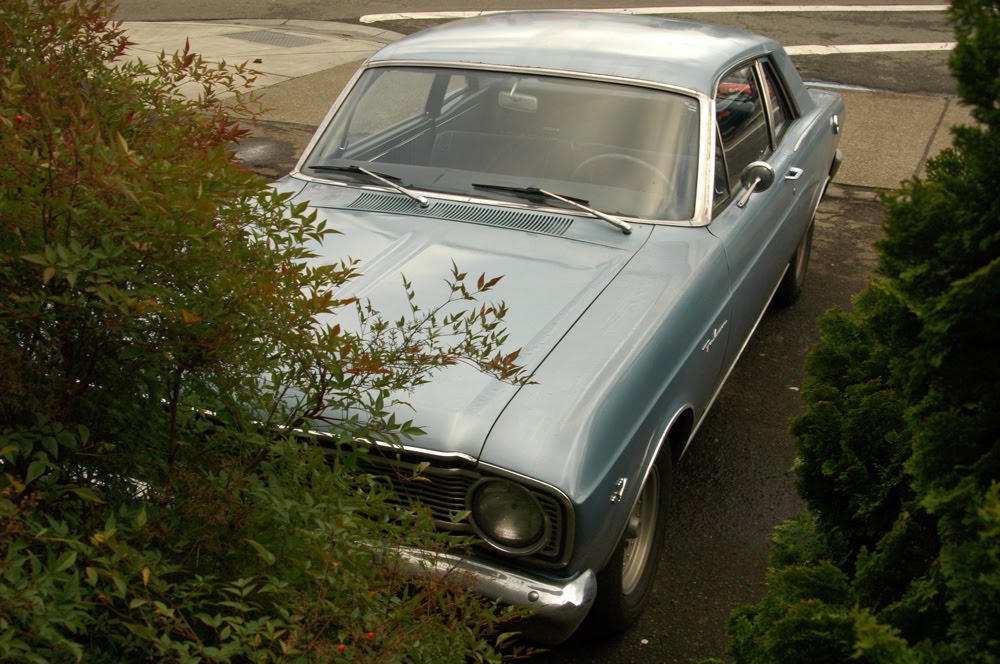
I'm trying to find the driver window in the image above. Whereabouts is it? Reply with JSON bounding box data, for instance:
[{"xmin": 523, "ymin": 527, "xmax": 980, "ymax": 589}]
[{"xmin": 715, "ymin": 64, "xmax": 770, "ymax": 194}]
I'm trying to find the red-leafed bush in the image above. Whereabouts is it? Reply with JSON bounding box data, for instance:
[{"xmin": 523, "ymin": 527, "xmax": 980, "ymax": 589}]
[{"xmin": 0, "ymin": 1, "xmax": 531, "ymax": 661}]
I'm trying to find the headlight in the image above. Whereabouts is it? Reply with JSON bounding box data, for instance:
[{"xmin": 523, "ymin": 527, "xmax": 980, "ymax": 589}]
[{"xmin": 470, "ymin": 478, "xmax": 549, "ymax": 554}]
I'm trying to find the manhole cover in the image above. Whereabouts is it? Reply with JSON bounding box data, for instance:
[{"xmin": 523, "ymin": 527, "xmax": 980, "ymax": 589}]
[{"xmin": 226, "ymin": 30, "xmax": 325, "ymax": 48}]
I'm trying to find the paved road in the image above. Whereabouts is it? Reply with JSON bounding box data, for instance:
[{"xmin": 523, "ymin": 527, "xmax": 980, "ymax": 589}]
[
  {"xmin": 116, "ymin": 1, "xmax": 956, "ymax": 95},
  {"xmin": 118, "ymin": 3, "xmax": 969, "ymax": 190}
]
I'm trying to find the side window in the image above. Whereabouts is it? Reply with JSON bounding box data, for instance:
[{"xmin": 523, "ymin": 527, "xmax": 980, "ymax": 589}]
[
  {"xmin": 445, "ymin": 74, "xmax": 469, "ymax": 100},
  {"xmin": 760, "ymin": 61, "xmax": 792, "ymax": 145},
  {"xmin": 715, "ymin": 64, "xmax": 770, "ymax": 194},
  {"xmin": 440, "ymin": 74, "xmax": 477, "ymax": 116}
]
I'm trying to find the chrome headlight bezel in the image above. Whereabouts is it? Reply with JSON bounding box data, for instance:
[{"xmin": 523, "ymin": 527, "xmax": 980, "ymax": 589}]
[{"xmin": 468, "ymin": 477, "xmax": 551, "ymax": 555}]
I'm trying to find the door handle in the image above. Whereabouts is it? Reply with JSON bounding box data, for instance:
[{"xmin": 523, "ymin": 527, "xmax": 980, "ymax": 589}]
[{"xmin": 785, "ymin": 167, "xmax": 804, "ymax": 181}]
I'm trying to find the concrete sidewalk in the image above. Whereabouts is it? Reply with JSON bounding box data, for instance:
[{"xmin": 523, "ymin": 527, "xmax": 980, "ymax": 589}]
[{"xmin": 122, "ymin": 19, "xmax": 972, "ymax": 190}]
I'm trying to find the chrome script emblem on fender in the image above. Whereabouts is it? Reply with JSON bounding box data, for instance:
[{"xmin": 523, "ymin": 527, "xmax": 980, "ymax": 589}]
[{"xmin": 701, "ymin": 320, "xmax": 728, "ymax": 353}]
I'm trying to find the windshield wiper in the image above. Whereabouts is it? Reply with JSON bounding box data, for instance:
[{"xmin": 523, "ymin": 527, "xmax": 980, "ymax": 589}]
[
  {"xmin": 308, "ymin": 164, "xmax": 430, "ymax": 208},
  {"xmin": 471, "ymin": 184, "xmax": 631, "ymax": 235}
]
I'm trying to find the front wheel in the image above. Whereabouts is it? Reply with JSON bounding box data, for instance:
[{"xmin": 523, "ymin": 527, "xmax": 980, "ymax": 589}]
[{"xmin": 587, "ymin": 456, "xmax": 672, "ymax": 636}]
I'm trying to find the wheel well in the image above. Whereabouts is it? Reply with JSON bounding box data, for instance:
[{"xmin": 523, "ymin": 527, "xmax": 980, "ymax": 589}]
[{"xmin": 665, "ymin": 408, "xmax": 695, "ymax": 463}]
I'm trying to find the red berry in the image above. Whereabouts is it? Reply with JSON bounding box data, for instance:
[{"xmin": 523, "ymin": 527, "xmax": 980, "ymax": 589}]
[
  {"xmin": 338, "ymin": 644, "xmax": 346, "ymax": 653},
  {"xmin": 367, "ymin": 631, "xmax": 375, "ymax": 640},
  {"xmin": 14, "ymin": 114, "xmax": 23, "ymax": 124}
]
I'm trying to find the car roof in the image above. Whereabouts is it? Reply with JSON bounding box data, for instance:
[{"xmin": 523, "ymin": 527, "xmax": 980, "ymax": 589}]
[{"xmin": 367, "ymin": 11, "xmax": 780, "ymax": 96}]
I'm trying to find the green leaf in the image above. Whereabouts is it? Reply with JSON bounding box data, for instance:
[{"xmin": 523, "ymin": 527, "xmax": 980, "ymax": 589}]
[
  {"xmin": 245, "ymin": 539, "xmax": 276, "ymax": 567},
  {"xmin": 111, "ymin": 572, "xmax": 127, "ymax": 598},
  {"xmin": 449, "ymin": 509, "xmax": 471, "ymax": 524},
  {"xmin": 196, "ymin": 613, "xmax": 223, "ymax": 628},
  {"xmin": 69, "ymin": 487, "xmax": 105, "ymax": 504},
  {"xmin": 53, "ymin": 551, "xmax": 77, "ymax": 573},
  {"xmin": 25, "ymin": 459, "xmax": 47, "ymax": 485},
  {"xmin": 41, "ymin": 436, "xmax": 59, "ymax": 459}
]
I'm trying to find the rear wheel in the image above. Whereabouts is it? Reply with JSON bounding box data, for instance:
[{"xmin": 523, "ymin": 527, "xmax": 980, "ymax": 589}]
[
  {"xmin": 587, "ymin": 456, "xmax": 672, "ymax": 636},
  {"xmin": 772, "ymin": 218, "xmax": 815, "ymax": 307}
]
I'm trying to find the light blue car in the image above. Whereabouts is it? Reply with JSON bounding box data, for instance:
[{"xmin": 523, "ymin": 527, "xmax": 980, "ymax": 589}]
[{"xmin": 276, "ymin": 11, "xmax": 844, "ymax": 643}]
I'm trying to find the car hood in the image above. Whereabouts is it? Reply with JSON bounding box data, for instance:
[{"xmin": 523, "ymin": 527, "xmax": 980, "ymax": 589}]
[{"xmin": 289, "ymin": 181, "xmax": 653, "ymax": 460}]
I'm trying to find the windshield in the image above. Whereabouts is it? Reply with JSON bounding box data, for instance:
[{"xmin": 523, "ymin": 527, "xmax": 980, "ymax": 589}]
[{"xmin": 303, "ymin": 66, "xmax": 701, "ymax": 220}]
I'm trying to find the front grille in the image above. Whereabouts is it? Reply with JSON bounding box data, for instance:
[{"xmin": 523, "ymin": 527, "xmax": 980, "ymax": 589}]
[{"xmin": 358, "ymin": 451, "xmax": 567, "ymax": 564}]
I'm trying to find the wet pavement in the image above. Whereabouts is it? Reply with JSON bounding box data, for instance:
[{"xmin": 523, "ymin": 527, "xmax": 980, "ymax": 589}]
[{"xmin": 525, "ymin": 185, "xmax": 887, "ymax": 662}]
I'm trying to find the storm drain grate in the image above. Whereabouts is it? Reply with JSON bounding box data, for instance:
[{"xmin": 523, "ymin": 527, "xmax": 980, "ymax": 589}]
[{"xmin": 225, "ymin": 30, "xmax": 326, "ymax": 48}]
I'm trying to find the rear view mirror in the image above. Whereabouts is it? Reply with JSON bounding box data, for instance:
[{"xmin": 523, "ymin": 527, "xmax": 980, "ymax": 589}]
[{"xmin": 498, "ymin": 80, "xmax": 538, "ymax": 113}]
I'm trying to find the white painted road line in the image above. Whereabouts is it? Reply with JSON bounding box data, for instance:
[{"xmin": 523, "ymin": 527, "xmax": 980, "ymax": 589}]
[
  {"xmin": 787, "ymin": 41, "xmax": 955, "ymax": 54},
  {"xmin": 360, "ymin": 4, "xmax": 948, "ymax": 23}
]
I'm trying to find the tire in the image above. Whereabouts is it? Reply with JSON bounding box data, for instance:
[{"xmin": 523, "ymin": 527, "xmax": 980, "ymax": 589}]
[
  {"xmin": 587, "ymin": 455, "xmax": 672, "ymax": 636},
  {"xmin": 772, "ymin": 218, "xmax": 815, "ymax": 307}
]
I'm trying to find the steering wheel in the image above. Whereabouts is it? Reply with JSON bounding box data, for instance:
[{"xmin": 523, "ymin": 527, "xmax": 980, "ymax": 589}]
[{"xmin": 571, "ymin": 153, "xmax": 672, "ymax": 193}]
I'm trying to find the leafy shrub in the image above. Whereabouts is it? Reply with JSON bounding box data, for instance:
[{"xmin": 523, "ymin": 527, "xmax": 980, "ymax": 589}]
[
  {"xmin": 721, "ymin": 0, "xmax": 1000, "ymax": 661},
  {"xmin": 1, "ymin": 1, "xmax": 531, "ymax": 661}
]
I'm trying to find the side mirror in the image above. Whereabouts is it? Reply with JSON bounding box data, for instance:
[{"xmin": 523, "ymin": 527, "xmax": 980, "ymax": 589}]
[{"xmin": 737, "ymin": 161, "xmax": 775, "ymax": 207}]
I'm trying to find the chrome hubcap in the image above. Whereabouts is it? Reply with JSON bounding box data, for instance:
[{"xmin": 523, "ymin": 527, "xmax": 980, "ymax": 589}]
[{"xmin": 621, "ymin": 467, "xmax": 659, "ymax": 595}]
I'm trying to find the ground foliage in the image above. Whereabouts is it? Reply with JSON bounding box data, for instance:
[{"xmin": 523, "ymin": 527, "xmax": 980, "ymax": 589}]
[
  {"xmin": 718, "ymin": 0, "xmax": 1000, "ymax": 661},
  {"xmin": 0, "ymin": 1, "xmax": 534, "ymax": 661}
]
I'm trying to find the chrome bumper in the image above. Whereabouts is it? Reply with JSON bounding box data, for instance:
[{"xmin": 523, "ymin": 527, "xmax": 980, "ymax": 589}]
[{"xmin": 390, "ymin": 547, "xmax": 597, "ymax": 644}]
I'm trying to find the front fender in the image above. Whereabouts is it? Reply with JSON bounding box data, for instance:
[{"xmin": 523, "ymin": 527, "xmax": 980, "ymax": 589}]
[{"xmin": 482, "ymin": 226, "xmax": 732, "ymax": 576}]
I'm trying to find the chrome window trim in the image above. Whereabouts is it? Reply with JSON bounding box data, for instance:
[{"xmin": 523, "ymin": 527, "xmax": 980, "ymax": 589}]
[
  {"xmin": 360, "ymin": 60, "xmax": 702, "ymax": 98},
  {"xmin": 756, "ymin": 58, "xmax": 798, "ymax": 150},
  {"xmin": 755, "ymin": 60, "xmax": 780, "ymax": 149},
  {"xmin": 291, "ymin": 60, "xmax": 715, "ymax": 228}
]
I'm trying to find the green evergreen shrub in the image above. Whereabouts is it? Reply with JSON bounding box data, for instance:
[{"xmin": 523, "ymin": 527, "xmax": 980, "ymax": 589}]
[{"xmin": 722, "ymin": 0, "xmax": 1000, "ymax": 660}]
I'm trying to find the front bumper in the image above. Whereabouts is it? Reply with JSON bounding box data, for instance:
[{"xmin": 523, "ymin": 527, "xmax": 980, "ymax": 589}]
[{"xmin": 391, "ymin": 547, "xmax": 597, "ymax": 644}]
